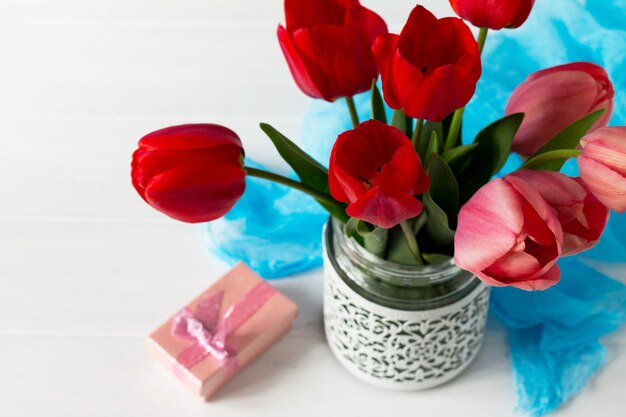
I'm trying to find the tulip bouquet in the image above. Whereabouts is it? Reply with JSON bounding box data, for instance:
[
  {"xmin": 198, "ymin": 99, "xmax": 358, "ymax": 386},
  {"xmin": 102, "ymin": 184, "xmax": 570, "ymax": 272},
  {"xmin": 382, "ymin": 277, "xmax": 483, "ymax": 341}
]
[{"xmin": 132, "ymin": 0, "xmax": 625, "ymax": 292}]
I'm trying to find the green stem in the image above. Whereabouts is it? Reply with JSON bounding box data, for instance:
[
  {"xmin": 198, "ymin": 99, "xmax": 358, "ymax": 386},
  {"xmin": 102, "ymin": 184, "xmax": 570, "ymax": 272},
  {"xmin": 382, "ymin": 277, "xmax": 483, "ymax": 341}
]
[
  {"xmin": 245, "ymin": 167, "xmax": 342, "ymax": 209},
  {"xmin": 444, "ymin": 28, "xmax": 489, "ymax": 152},
  {"xmin": 477, "ymin": 27, "xmax": 489, "ymax": 54},
  {"xmin": 519, "ymin": 150, "xmax": 582, "ymax": 170},
  {"xmin": 399, "ymin": 221, "xmax": 424, "ymax": 265},
  {"xmin": 346, "ymin": 97, "xmax": 360, "ymax": 128},
  {"xmin": 444, "ymin": 108, "xmax": 464, "ymax": 151},
  {"xmin": 411, "ymin": 119, "xmax": 424, "ymax": 149}
]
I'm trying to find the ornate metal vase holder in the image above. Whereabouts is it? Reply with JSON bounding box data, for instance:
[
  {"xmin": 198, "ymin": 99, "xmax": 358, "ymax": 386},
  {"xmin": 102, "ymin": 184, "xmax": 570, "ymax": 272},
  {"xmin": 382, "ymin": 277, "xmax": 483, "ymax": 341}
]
[{"xmin": 323, "ymin": 220, "xmax": 490, "ymax": 390}]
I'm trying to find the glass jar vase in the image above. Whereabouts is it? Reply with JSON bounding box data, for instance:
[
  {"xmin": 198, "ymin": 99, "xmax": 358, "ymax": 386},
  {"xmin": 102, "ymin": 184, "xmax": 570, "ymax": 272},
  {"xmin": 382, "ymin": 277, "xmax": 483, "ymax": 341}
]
[{"xmin": 323, "ymin": 219, "xmax": 490, "ymax": 390}]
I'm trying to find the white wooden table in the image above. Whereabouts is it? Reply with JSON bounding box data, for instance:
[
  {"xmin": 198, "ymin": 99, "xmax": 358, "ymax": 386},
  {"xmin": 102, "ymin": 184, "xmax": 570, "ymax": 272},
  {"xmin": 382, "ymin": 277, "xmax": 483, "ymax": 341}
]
[{"xmin": 1, "ymin": 1, "xmax": 624, "ymax": 416}]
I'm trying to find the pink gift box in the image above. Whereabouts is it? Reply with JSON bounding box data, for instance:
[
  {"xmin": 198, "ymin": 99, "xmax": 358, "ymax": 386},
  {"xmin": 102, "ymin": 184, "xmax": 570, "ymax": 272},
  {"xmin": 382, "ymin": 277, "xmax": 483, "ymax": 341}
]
[{"xmin": 148, "ymin": 262, "xmax": 299, "ymax": 400}]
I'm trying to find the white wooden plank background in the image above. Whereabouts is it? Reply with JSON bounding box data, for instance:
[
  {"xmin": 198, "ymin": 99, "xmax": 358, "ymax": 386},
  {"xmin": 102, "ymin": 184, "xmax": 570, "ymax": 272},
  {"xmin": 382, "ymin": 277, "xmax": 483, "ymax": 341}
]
[{"xmin": 0, "ymin": 1, "xmax": 624, "ymax": 416}]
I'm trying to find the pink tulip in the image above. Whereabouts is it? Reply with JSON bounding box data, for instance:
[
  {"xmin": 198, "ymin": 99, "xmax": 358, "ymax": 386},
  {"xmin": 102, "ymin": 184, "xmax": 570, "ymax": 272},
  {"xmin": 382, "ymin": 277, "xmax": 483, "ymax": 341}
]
[
  {"xmin": 509, "ymin": 170, "xmax": 609, "ymax": 256},
  {"xmin": 578, "ymin": 126, "xmax": 626, "ymax": 213},
  {"xmin": 454, "ymin": 175, "xmax": 563, "ymax": 291},
  {"xmin": 506, "ymin": 62, "xmax": 614, "ymax": 156}
]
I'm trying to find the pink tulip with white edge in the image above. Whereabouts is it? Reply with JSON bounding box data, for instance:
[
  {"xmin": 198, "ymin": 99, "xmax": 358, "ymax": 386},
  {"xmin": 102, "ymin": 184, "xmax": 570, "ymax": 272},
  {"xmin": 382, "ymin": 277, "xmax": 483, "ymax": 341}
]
[
  {"xmin": 454, "ymin": 174, "xmax": 563, "ymax": 291},
  {"xmin": 506, "ymin": 62, "xmax": 614, "ymax": 156}
]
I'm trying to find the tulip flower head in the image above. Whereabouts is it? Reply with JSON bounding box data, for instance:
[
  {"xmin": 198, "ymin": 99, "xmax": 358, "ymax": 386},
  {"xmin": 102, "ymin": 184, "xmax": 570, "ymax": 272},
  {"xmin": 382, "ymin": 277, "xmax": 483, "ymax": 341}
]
[
  {"xmin": 506, "ymin": 62, "xmax": 614, "ymax": 156},
  {"xmin": 329, "ymin": 120, "xmax": 430, "ymax": 229},
  {"xmin": 454, "ymin": 175, "xmax": 563, "ymax": 291},
  {"xmin": 277, "ymin": 0, "xmax": 387, "ymax": 101},
  {"xmin": 373, "ymin": 5, "xmax": 481, "ymax": 122},
  {"xmin": 131, "ymin": 124, "xmax": 246, "ymax": 223}
]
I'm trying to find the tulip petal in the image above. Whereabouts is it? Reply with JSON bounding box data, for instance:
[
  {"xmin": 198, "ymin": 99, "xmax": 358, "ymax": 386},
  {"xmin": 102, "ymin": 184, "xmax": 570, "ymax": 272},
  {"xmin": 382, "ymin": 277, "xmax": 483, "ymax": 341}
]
[
  {"xmin": 454, "ymin": 179, "xmax": 525, "ymax": 272},
  {"xmin": 277, "ymin": 25, "xmax": 325, "ymax": 99},
  {"xmin": 291, "ymin": 23, "xmax": 378, "ymax": 101},
  {"xmin": 144, "ymin": 164, "xmax": 246, "ymax": 223},
  {"xmin": 346, "ymin": 186, "xmax": 423, "ymax": 228},
  {"xmin": 562, "ymin": 234, "xmax": 590, "ymax": 256},
  {"xmin": 372, "ymin": 33, "xmax": 402, "ymax": 110},
  {"xmin": 376, "ymin": 143, "xmax": 423, "ymax": 195},
  {"xmin": 397, "ymin": 5, "xmax": 437, "ymax": 61},
  {"xmin": 510, "ymin": 170, "xmax": 608, "ymax": 256},
  {"xmin": 509, "ymin": 0, "xmax": 535, "ymax": 28},
  {"xmin": 396, "ymin": 58, "xmax": 479, "ymax": 121},
  {"xmin": 450, "ymin": 0, "xmax": 530, "ymax": 30},
  {"xmin": 484, "ymin": 250, "xmax": 542, "ymax": 280},
  {"xmin": 508, "ymin": 264, "xmax": 561, "ymax": 291},
  {"xmin": 579, "ymin": 156, "xmax": 626, "ymax": 213},
  {"xmin": 510, "ymin": 170, "xmax": 586, "ymax": 207},
  {"xmin": 132, "ymin": 146, "xmax": 242, "ymax": 192},
  {"xmin": 532, "ymin": 62, "xmax": 614, "ymax": 101},
  {"xmin": 283, "ymin": 0, "xmax": 349, "ymax": 30},
  {"xmin": 330, "ymin": 163, "xmax": 369, "ymax": 202},
  {"xmin": 139, "ymin": 124, "xmax": 242, "ymax": 151},
  {"xmin": 565, "ymin": 178, "xmax": 609, "ymax": 255},
  {"xmin": 357, "ymin": 5, "xmax": 388, "ymax": 45},
  {"xmin": 505, "ymin": 174, "xmax": 563, "ymax": 250},
  {"xmin": 583, "ymin": 139, "xmax": 626, "ymax": 177},
  {"xmin": 330, "ymin": 121, "xmax": 404, "ymax": 191}
]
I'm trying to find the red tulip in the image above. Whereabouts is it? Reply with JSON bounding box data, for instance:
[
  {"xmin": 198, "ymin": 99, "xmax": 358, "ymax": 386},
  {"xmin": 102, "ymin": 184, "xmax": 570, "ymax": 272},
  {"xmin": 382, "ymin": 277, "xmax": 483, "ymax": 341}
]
[
  {"xmin": 578, "ymin": 127, "xmax": 626, "ymax": 213},
  {"xmin": 131, "ymin": 124, "xmax": 246, "ymax": 223},
  {"xmin": 449, "ymin": 0, "xmax": 535, "ymax": 30},
  {"xmin": 506, "ymin": 62, "xmax": 614, "ymax": 156},
  {"xmin": 509, "ymin": 170, "xmax": 609, "ymax": 256},
  {"xmin": 454, "ymin": 175, "xmax": 563, "ymax": 291},
  {"xmin": 372, "ymin": 5, "xmax": 481, "ymax": 122},
  {"xmin": 277, "ymin": 0, "xmax": 387, "ymax": 102},
  {"xmin": 329, "ymin": 120, "xmax": 430, "ymax": 228}
]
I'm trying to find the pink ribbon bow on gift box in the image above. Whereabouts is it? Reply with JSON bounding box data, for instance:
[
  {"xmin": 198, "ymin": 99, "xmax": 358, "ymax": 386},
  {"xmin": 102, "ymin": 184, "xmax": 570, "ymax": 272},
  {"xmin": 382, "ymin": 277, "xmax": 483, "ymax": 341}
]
[{"xmin": 171, "ymin": 281, "xmax": 276, "ymax": 376}]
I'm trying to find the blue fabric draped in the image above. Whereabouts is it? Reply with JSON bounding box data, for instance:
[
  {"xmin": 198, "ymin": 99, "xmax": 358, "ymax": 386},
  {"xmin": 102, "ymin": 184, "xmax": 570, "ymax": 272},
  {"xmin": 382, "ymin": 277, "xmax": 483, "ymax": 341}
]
[{"xmin": 206, "ymin": 0, "xmax": 626, "ymax": 414}]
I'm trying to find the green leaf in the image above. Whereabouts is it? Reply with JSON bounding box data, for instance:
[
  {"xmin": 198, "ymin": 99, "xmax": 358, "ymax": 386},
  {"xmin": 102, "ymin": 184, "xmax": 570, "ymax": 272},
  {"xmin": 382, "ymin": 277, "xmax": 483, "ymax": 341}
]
[
  {"xmin": 421, "ymin": 192, "xmax": 455, "ymax": 250},
  {"xmin": 527, "ymin": 109, "xmax": 606, "ymax": 171},
  {"xmin": 418, "ymin": 121, "xmax": 444, "ymax": 162},
  {"xmin": 391, "ymin": 108, "xmax": 408, "ymax": 135},
  {"xmin": 456, "ymin": 113, "xmax": 524, "ymax": 204},
  {"xmin": 441, "ymin": 143, "xmax": 478, "ymax": 165},
  {"xmin": 424, "ymin": 131, "xmax": 440, "ymax": 167},
  {"xmin": 385, "ymin": 214, "xmax": 428, "ymax": 265},
  {"xmin": 260, "ymin": 123, "xmax": 348, "ymax": 222},
  {"xmin": 363, "ymin": 228, "xmax": 389, "ymax": 258},
  {"xmin": 422, "ymin": 253, "xmax": 452, "ymax": 265},
  {"xmin": 370, "ymin": 81, "xmax": 387, "ymax": 124},
  {"xmin": 390, "ymin": 108, "xmax": 415, "ymax": 138},
  {"xmin": 520, "ymin": 149, "xmax": 582, "ymax": 171},
  {"xmin": 260, "ymin": 123, "xmax": 328, "ymax": 186},
  {"xmin": 442, "ymin": 112, "xmax": 462, "ymax": 147},
  {"xmin": 344, "ymin": 217, "xmax": 365, "ymax": 246},
  {"xmin": 427, "ymin": 154, "xmax": 459, "ymax": 228},
  {"xmin": 386, "ymin": 228, "xmax": 418, "ymax": 265},
  {"xmin": 345, "ymin": 219, "xmax": 388, "ymax": 258}
]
